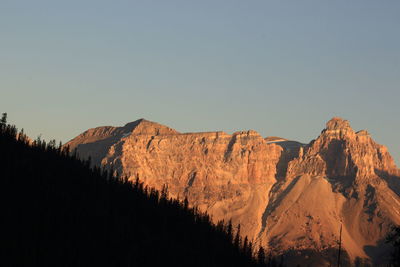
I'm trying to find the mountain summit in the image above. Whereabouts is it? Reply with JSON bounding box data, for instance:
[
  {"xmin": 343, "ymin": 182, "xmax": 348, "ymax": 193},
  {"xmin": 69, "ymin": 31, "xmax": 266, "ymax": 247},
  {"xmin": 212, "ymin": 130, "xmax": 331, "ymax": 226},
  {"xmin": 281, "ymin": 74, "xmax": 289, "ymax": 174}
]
[
  {"xmin": 325, "ymin": 117, "xmax": 352, "ymax": 130},
  {"xmin": 265, "ymin": 118, "xmax": 400, "ymax": 265},
  {"xmin": 66, "ymin": 118, "xmax": 400, "ymax": 266}
]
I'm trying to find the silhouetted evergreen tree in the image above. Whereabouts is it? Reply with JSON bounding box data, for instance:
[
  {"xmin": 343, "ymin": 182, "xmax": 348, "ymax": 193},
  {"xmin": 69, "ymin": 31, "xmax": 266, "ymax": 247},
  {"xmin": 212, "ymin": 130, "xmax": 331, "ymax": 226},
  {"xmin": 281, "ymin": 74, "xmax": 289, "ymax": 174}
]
[
  {"xmin": 257, "ymin": 247, "xmax": 266, "ymax": 266},
  {"xmin": 0, "ymin": 112, "xmax": 7, "ymax": 126},
  {"xmin": 243, "ymin": 236, "xmax": 249, "ymax": 253},
  {"xmin": 234, "ymin": 224, "xmax": 241, "ymax": 249},
  {"xmin": 227, "ymin": 220, "xmax": 233, "ymax": 242}
]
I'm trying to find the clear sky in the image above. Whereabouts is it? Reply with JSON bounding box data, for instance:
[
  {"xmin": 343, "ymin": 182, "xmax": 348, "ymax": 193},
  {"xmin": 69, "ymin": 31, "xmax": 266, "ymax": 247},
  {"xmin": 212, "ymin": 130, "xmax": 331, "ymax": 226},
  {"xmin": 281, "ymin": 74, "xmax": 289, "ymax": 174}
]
[{"xmin": 1, "ymin": 1, "xmax": 399, "ymax": 165}]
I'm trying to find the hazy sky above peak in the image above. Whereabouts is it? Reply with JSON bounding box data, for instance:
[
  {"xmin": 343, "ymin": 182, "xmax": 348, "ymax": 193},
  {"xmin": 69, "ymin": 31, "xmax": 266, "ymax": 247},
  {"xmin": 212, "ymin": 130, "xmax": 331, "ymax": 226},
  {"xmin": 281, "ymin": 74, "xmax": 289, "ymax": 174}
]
[{"xmin": 1, "ymin": 0, "xmax": 399, "ymax": 164}]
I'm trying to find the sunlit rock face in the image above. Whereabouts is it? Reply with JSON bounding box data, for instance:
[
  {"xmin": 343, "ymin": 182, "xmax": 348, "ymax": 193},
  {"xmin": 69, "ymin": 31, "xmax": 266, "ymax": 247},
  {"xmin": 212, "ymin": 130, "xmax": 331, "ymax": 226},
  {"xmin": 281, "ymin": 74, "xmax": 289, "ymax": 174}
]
[
  {"xmin": 66, "ymin": 117, "xmax": 400, "ymax": 266},
  {"xmin": 67, "ymin": 119, "xmax": 283, "ymax": 238},
  {"xmin": 260, "ymin": 117, "xmax": 400, "ymax": 266}
]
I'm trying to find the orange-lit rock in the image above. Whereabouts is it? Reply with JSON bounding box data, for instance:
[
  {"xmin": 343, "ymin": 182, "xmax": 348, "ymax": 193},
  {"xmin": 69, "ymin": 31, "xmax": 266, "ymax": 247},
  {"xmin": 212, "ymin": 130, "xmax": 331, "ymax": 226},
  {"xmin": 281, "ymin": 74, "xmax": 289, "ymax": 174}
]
[
  {"xmin": 67, "ymin": 119, "xmax": 283, "ymax": 238},
  {"xmin": 66, "ymin": 117, "xmax": 400, "ymax": 266},
  {"xmin": 260, "ymin": 118, "xmax": 400, "ymax": 265}
]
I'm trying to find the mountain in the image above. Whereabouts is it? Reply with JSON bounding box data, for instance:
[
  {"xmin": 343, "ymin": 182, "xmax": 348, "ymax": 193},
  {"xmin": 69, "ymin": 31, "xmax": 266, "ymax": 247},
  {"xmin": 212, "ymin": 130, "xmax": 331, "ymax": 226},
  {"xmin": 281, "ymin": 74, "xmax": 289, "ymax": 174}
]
[
  {"xmin": 259, "ymin": 117, "xmax": 400, "ymax": 266},
  {"xmin": 66, "ymin": 117, "xmax": 400, "ymax": 266},
  {"xmin": 1, "ymin": 119, "xmax": 262, "ymax": 267},
  {"xmin": 67, "ymin": 119, "xmax": 283, "ymax": 241}
]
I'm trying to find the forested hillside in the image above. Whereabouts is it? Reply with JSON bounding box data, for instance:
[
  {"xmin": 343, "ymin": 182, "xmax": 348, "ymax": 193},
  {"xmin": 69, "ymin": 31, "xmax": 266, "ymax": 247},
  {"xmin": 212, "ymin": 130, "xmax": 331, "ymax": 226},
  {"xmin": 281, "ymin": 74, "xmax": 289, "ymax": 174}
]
[{"xmin": 0, "ymin": 115, "xmax": 268, "ymax": 267}]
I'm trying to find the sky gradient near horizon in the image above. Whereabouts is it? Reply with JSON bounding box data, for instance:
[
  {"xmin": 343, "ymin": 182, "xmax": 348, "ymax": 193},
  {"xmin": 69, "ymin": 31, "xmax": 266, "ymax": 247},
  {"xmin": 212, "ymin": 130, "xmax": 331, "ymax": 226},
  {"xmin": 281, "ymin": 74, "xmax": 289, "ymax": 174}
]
[{"xmin": 1, "ymin": 1, "xmax": 399, "ymax": 164}]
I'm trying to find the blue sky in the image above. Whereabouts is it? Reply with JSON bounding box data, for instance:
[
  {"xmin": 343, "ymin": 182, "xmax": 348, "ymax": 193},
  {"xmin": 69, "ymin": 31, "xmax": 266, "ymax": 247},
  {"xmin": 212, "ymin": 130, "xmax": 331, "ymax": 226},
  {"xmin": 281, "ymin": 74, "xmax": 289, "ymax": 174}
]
[{"xmin": 1, "ymin": 1, "xmax": 399, "ymax": 164}]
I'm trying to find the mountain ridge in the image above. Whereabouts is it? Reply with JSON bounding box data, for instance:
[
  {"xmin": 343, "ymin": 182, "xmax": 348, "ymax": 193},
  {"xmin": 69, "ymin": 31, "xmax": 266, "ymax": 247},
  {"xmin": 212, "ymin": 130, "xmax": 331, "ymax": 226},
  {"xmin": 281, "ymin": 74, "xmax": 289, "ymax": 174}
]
[{"xmin": 66, "ymin": 117, "xmax": 400, "ymax": 266}]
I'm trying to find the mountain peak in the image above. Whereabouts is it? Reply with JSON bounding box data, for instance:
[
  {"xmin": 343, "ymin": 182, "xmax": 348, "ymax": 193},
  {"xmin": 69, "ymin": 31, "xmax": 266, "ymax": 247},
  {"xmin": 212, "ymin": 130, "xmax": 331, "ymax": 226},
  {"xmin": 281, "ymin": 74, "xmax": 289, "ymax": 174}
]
[
  {"xmin": 325, "ymin": 117, "xmax": 352, "ymax": 131},
  {"xmin": 123, "ymin": 118, "xmax": 150, "ymax": 129},
  {"xmin": 123, "ymin": 118, "xmax": 179, "ymax": 136}
]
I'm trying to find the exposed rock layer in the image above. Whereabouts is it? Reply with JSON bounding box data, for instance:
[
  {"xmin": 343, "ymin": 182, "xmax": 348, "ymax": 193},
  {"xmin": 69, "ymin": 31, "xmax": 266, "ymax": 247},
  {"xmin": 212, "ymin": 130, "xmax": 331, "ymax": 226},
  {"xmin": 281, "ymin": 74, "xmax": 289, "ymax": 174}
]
[{"xmin": 66, "ymin": 117, "xmax": 400, "ymax": 266}]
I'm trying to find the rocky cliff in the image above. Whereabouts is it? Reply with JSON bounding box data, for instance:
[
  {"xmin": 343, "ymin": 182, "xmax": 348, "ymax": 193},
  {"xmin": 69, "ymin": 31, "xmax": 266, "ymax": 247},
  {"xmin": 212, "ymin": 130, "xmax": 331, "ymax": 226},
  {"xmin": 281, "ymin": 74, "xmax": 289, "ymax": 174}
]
[
  {"xmin": 258, "ymin": 117, "xmax": 400, "ymax": 265},
  {"xmin": 66, "ymin": 117, "xmax": 400, "ymax": 266}
]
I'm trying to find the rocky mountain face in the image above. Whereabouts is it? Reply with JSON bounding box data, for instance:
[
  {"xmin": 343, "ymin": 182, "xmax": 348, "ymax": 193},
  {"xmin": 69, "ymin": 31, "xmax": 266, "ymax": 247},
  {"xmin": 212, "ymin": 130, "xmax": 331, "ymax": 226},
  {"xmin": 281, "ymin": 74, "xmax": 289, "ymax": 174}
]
[{"xmin": 66, "ymin": 117, "xmax": 400, "ymax": 266}]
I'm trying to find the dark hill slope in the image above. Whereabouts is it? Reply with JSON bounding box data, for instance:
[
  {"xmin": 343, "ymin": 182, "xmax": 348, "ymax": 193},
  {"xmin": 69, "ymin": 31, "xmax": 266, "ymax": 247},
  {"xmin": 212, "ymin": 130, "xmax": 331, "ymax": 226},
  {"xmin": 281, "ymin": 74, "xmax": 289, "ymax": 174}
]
[{"xmin": 0, "ymin": 121, "xmax": 260, "ymax": 267}]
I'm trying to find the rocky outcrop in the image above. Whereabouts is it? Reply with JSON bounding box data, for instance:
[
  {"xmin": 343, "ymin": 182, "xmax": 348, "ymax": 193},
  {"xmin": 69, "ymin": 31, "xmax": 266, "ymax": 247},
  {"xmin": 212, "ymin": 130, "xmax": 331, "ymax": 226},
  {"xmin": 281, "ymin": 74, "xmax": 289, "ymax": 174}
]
[
  {"xmin": 259, "ymin": 118, "xmax": 400, "ymax": 265},
  {"xmin": 66, "ymin": 117, "xmax": 400, "ymax": 266}
]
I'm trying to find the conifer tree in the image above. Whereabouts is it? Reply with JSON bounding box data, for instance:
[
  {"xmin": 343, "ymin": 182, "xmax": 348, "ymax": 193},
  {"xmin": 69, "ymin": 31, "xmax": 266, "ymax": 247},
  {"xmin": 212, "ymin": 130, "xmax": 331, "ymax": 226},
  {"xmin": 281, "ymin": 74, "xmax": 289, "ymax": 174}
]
[
  {"xmin": 257, "ymin": 247, "xmax": 266, "ymax": 266},
  {"xmin": 0, "ymin": 112, "xmax": 7, "ymax": 128},
  {"xmin": 243, "ymin": 236, "xmax": 249, "ymax": 255},
  {"xmin": 234, "ymin": 224, "xmax": 241, "ymax": 249},
  {"xmin": 227, "ymin": 220, "xmax": 233, "ymax": 242}
]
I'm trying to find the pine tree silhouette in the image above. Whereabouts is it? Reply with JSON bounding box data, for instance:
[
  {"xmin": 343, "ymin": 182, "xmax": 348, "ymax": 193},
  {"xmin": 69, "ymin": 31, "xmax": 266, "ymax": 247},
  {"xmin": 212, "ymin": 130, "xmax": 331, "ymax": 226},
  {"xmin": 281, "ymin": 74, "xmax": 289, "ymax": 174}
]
[{"xmin": 257, "ymin": 247, "xmax": 266, "ymax": 266}]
